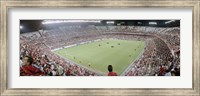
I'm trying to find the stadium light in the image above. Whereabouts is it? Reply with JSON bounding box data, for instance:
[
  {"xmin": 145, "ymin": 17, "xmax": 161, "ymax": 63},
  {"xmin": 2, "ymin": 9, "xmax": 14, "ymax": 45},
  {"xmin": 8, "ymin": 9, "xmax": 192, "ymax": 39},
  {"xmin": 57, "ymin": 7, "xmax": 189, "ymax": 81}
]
[
  {"xmin": 117, "ymin": 23, "xmax": 121, "ymax": 26},
  {"xmin": 20, "ymin": 25, "xmax": 23, "ymax": 29},
  {"xmin": 106, "ymin": 21, "xmax": 114, "ymax": 24},
  {"xmin": 42, "ymin": 20, "xmax": 101, "ymax": 25},
  {"xmin": 137, "ymin": 22, "xmax": 142, "ymax": 24},
  {"xmin": 165, "ymin": 20, "xmax": 175, "ymax": 24},
  {"xmin": 149, "ymin": 22, "xmax": 157, "ymax": 25}
]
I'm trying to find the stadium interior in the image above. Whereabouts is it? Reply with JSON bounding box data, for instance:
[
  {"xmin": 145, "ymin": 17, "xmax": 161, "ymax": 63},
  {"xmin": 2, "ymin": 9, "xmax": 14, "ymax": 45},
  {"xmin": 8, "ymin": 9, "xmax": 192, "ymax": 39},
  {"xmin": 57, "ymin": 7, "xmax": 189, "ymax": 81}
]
[{"xmin": 20, "ymin": 20, "xmax": 180, "ymax": 76}]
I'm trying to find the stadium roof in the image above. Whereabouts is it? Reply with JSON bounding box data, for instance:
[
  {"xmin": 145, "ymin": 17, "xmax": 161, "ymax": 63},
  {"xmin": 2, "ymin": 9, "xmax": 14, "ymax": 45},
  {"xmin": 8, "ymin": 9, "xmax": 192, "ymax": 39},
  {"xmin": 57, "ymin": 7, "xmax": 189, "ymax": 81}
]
[{"xmin": 20, "ymin": 20, "xmax": 180, "ymax": 33}]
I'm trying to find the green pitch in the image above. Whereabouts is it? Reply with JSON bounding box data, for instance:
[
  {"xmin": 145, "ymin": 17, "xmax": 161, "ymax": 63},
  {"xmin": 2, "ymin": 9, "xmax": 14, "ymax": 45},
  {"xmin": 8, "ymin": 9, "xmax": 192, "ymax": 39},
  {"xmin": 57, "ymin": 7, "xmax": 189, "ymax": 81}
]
[{"xmin": 54, "ymin": 39, "xmax": 145, "ymax": 75}]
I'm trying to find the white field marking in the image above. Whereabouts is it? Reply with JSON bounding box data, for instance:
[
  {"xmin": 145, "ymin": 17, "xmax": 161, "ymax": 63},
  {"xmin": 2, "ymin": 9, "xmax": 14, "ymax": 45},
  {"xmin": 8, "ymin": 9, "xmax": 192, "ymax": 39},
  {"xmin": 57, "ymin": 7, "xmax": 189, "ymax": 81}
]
[{"xmin": 120, "ymin": 41, "xmax": 146, "ymax": 76}]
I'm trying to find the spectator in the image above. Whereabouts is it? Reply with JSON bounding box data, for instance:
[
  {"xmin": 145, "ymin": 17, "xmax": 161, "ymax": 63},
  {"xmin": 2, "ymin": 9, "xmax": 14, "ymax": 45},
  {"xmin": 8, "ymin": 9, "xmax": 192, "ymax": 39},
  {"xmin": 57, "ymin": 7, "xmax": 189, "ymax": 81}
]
[
  {"xmin": 107, "ymin": 65, "xmax": 117, "ymax": 76},
  {"xmin": 19, "ymin": 57, "xmax": 23, "ymax": 68},
  {"xmin": 20, "ymin": 56, "xmax": 44, "ymax": 76},
  {"xmin": 165, "ymin": 70, "xmax": 171, "ymax": 76}
]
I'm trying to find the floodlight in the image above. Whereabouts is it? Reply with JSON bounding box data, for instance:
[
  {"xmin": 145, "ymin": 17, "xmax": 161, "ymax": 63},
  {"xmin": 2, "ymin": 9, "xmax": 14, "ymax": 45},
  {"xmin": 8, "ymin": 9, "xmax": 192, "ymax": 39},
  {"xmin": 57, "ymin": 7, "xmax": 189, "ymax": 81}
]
[
  {"xmin": 149, "ymin": 22, "xmax": 157, "ymax": 25},
  {"xmin": 106, "ymin": 21, "xmax": 114, "ymax": 24},
  {"xmin": 165, "ymin": 20, "xmax": 175, "ymax": 24},
  {"xmin": 137, "ymin": 22, "xmax": 142, "ymax": 24},
  {"xmin": 42, "ymin": 20, "xmax": 101, "ymax": 25},
  {"xmin": 20, "ymin": 25, "xmax": 23, "ymax": 29}
]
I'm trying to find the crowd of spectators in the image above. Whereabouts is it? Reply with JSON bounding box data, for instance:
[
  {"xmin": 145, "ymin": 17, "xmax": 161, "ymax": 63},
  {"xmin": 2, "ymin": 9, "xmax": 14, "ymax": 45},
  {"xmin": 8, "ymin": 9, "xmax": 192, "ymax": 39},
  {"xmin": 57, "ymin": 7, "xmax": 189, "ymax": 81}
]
[
  {"xmin": 20, "ymin": 36, "xmax": 101, "ymax": 76},
  {"xmin": 124, "ymin": 37, "xmax": 180, "ymax": 76}
]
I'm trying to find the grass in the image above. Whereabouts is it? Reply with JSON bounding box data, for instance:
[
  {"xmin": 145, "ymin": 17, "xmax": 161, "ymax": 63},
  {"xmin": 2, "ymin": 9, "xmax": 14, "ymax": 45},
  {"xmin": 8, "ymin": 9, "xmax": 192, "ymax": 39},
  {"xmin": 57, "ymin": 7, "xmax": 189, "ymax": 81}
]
[{"xmin": 54, "ymin": 39, "xmax": 145, "ymax": 75}]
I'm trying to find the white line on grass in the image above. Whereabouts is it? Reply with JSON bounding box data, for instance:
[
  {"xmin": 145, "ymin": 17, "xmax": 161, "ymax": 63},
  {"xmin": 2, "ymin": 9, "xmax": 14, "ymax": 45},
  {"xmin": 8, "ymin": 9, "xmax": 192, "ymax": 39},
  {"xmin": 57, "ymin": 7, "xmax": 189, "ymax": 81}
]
[
  {"xmin": 53, "ymin": 51, "xmax": 106, "ymax": 76},
  {"xmin": 120, "ymin": 41, "xmax": 146, "ymax": 76}
]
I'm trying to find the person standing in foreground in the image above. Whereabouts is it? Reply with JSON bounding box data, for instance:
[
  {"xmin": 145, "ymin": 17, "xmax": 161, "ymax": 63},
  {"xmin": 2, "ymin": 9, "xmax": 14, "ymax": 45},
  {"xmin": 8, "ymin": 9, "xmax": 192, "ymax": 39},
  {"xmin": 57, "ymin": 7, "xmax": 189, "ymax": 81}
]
[{"xmin": 107, "ymin": 65, "xmax": 117, "ymax": 76}]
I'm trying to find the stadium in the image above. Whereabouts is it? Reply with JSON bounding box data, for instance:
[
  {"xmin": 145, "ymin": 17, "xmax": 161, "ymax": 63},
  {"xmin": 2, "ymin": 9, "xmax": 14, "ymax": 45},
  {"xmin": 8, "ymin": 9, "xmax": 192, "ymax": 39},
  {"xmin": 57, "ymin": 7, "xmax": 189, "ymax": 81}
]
[{"xmin": 20, "ymin": 20, "xmax": 180, "ymax": 76}]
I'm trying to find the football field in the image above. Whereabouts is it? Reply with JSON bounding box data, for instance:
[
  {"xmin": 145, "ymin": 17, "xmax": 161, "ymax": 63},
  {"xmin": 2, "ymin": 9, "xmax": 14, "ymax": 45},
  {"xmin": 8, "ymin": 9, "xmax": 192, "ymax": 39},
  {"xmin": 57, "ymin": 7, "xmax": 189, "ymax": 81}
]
[{"xmin": 54, "ymin": 39, "xmax": 145, "ymax": 75}]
